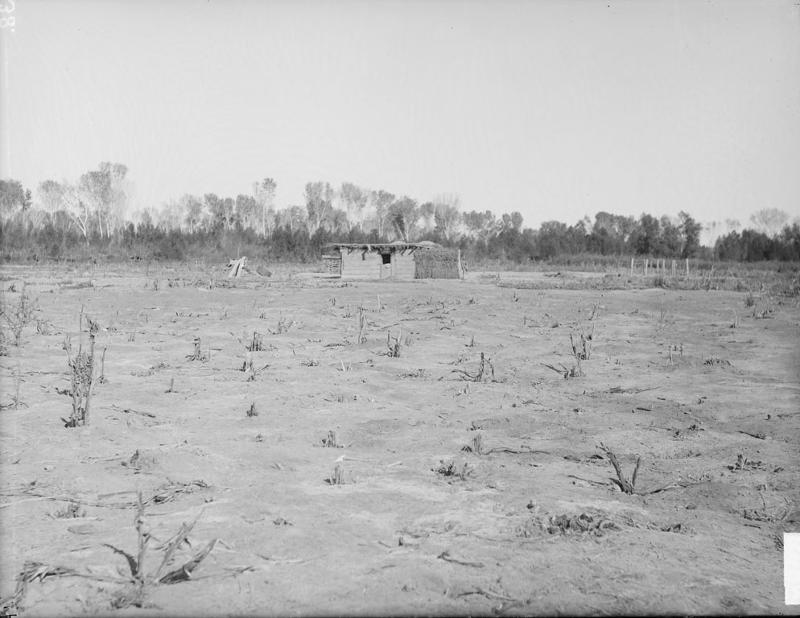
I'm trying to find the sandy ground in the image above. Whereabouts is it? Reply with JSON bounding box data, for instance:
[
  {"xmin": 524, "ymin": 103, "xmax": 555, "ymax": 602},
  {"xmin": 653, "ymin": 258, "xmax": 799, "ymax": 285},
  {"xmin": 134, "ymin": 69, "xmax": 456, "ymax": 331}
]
[{"xmin": 1, "ymin": 263, "xmax": 799, "ymax": 616}]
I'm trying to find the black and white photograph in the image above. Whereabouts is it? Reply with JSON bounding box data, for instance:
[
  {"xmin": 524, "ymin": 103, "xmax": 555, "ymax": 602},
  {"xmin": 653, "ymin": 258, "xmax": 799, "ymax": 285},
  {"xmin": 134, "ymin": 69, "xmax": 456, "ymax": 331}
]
[{"xmin": 1, "ymin": 0, "xmax": 799, "ymax": 615}]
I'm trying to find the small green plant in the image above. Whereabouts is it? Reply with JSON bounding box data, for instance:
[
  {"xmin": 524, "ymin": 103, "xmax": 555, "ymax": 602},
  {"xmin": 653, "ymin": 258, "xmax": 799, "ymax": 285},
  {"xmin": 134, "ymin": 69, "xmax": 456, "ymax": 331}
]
[{"xmin": 246, "ymin": 402, "xmax": 258, "ymax": 417}]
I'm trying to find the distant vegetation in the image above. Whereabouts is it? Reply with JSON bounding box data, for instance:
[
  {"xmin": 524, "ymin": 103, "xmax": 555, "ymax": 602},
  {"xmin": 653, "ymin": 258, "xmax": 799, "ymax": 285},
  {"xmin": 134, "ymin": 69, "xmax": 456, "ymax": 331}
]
[{"xmin": 1, "ymin": 165, "xmax": 798, "ymax": 265}]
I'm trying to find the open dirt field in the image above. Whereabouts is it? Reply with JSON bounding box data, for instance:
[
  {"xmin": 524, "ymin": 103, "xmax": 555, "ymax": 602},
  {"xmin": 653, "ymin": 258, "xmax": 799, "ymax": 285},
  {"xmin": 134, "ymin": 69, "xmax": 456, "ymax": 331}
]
[{"xmin": 1, "ymin": 264, "xmax": 799, "ymax": 615}]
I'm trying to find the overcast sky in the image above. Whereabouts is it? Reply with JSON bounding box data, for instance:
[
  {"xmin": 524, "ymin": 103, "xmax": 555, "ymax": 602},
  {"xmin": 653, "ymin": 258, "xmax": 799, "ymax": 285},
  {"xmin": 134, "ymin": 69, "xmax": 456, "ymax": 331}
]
[{"xmin": 2, "ymin": 0, "xmax": 799, "ymax": 229}]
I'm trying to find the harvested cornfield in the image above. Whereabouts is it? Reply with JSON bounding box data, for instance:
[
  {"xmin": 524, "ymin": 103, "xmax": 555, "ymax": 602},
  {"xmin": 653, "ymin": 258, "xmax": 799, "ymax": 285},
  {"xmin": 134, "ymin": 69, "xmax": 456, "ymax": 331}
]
[
  {"xmin": 414, "ymin": 248, "xmax": 462, "ymax": 279},
  {"xmin": 1, "ymin": 262, "xmax": 798, "ymax": 616}
]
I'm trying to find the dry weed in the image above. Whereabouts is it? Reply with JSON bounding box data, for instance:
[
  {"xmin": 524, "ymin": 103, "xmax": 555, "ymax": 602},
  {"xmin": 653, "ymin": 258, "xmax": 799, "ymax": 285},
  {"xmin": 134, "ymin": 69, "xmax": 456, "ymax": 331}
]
[
  {"xmin": 461, "ymin": 433, "xmax": 484, "ymax": 455},
  {"xmin": 0, "ymin": 283, "xmax": 39, "ymax": 347},
  {"xmin": 569, "ymin": 324, "xmax": 593, "ymax": 361},
  {"xmin": 52, "ymin": 502, "xmax": 86, "ymax": 519},
  {"xmin": 328, "ymin": 462, "xmax": 347, "ymax": 485},
  {"xmin": 1, "ymin": 493, "xmax": 220, "ymax": 612},
  {"xmin": 185, "ymin": 337, "xmax": 207, "ymax": 362},
  {"xmin": 270, "ymin": 314, "xmax": 294, "ymax": 334},
  {"xmin": 387, "ymin": 329, "xmax": 402, "ymax": 358},
  {"xmin": 433, "ymin": 459, "xmax": 474, "ymax": 481},
  {"xmin": 518, "ymin": 511, "xmax": 620, "ymax": 538},
  {"xmin": 598, "ymin": 443, "xmax": 640, "ymax": 494},
  {"xmin": 452, "ymin": 352, "xmax": 495, "ymax": 382},
  {"xmin": 356, "ymin": 306, "xmax": 367, "ymax": 344},
  {"xmin": 321, "ymin": 430, "xmax": 343, "ymax": 448},
  {"xmin": 246, "ymin": 331, "xmax": 264, "ymax": 352},
  {"xmin": 62, "ymin": 318, "xmax": 99, "ymax": 427}
]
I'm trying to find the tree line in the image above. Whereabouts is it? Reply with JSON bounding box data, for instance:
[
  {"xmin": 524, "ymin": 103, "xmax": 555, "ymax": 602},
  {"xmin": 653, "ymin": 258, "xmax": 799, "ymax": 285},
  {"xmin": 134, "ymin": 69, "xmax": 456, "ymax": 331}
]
[{"xmin": 1, "ymin": 164, "xmax": 798, "ymax": 263}]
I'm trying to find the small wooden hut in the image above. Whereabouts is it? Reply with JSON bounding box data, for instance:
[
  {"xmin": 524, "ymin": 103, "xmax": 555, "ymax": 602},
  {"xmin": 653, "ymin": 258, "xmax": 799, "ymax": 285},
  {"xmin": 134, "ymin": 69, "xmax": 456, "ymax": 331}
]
[{"xmin": 323, "ymin": 241, "xmax": 463, "ymax": 280}]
